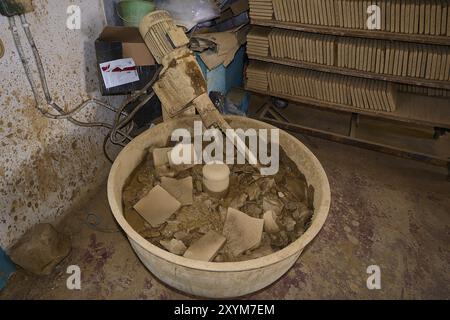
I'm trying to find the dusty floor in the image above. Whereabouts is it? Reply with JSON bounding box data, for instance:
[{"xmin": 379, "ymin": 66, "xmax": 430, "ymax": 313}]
[
  {"xmin": 1, "ymin": 134, "xmax": 449, "ymax": 299},
  {"xmin": 1, "ymin": 97, "xmax": 450, "ymax": 299}
]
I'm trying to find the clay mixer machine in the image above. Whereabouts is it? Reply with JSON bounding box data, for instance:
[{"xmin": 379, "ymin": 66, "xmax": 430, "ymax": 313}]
[{"xmin": 139, "ymin": 10, "xmax": 257, "ymax": 164}]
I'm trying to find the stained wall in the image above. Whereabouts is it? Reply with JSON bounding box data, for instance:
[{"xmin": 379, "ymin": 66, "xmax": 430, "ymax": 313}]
[{"xmin": 0, "ymin": 0, "xmax": 121, "ymax": 248}]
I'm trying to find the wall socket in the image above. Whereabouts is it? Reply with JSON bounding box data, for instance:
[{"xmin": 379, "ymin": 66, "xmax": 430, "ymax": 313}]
[{"xmin": 0, "ymin": 0, "xmax": 34, "ymax": 17}]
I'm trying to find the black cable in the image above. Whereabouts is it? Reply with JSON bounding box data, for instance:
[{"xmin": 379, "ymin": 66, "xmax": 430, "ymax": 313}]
[{"xmin": 107, "ymin": 67, "xmax": 162, "ymax": 147}]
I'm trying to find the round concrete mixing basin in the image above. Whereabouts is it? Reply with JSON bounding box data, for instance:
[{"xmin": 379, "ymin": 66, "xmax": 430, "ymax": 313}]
[{"xmin": 107, "ymin": 116, "xmax": 331, "ymax": 298}]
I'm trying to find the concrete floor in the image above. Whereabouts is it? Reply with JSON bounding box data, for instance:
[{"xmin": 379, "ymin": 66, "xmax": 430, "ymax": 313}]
[{"xmin": 1, "ymin": 129, "xmax": 449, "ymax": 300}]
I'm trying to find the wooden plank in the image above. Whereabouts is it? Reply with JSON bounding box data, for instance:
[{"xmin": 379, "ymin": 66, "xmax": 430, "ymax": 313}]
[
  {"xmin": 246, "ymin": 86, "xmax": 450, "ymax": 129},
  {"xmin": 260, "ymin": 114, "xmax": 450, "ymax": 168}
]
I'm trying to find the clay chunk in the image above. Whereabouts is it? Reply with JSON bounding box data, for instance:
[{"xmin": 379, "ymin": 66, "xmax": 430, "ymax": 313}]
[
  {"xmin": 222, "ymin": 208, "xmax": 264, "ymax": 257},
  {"xmin": 184, "ymin": 231, "xmax": 226, "ymax": 262},
  {"xmin": 152, "ymin": 147, "xmax": 172, "ymax": 167},
  {"xmin": 160, "ymin": 239, "xmax": 187, "ymax": 256},
  {"xmin": 263, "ymin": 210, "xmax": 280, "ymax": 234},
  {"xmin": 161, "ymin": 176, "xmax": 193, "ymax": 206},
  {"xmin": 133, "ymin": 185, "xmax": 181, "ymax": 227},
  {"xmin": 168, "ymin": 143, "xmax": 197, "ymax": 171},
  {"xmin": 286, "ymin": 176, "xmax": 307, "ymax": 202},
  {"xmin": 9, "ymin": 223, "xmax": 71, "ymax": 275},
  {"xmin": 263, "ymin": 196, "xmax": 284, "ymax": 216}
]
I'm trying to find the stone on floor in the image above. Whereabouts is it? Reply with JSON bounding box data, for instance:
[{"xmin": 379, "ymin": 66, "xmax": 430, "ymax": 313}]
[{"xmin": 9, "ymin": 224, "xmax": 71, "ymax": 276}]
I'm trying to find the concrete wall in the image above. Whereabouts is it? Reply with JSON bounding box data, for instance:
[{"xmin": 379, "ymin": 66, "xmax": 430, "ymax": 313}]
[{"xmin": 0, "ymin": 0, "xmax": 121, "ymax": 248}]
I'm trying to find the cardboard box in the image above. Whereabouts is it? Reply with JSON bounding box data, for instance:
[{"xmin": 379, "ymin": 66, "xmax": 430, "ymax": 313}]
[{"xmin": 95, "ymin": 26, "xmax": 158, "ymax": 95}]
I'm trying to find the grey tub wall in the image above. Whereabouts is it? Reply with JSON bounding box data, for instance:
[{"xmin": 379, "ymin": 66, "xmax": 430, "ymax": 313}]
[{"xmin": 0, "ymin": 0, "xmax": 124, "ymax": 248}]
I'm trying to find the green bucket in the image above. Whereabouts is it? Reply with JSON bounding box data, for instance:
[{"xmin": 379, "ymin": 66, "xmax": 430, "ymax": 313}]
[{"xmin": 118, "ymin": 0, "xmax": 155, "ymax": 27}]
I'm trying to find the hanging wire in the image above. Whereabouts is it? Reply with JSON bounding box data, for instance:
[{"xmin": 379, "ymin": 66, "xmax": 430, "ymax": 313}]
[
  {"xmin": 9, "ymin": 15, "xmax": 162, "ymax": 162},
  {"xmin": 108, "ymin": 68, "xmax": 161, "ymax": 144}
]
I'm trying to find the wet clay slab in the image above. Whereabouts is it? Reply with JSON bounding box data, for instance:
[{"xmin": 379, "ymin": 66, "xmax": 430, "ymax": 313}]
[
  {"xmin": 133, "ymin": 185, "xmax": 181, "ymax": 227},
  {"xmin": 183, "ymin": 231, "xmax": 226, "ymax": 262},
  {"xmin": 263, "ymin": 210, "xmax": 280, "ymax": 234},
  {"xmin": 160, "ymin": 239, "xmax": 187, "ymax": 255},
  {"xmin": 123, "ymin": 146, "xmax": 315, "ymax": 263},
  {"xmin": 160, "ymin": 176, "xmax": 194, "ymax": 206},
  {"xmin": 153, "ymin": 147, "xmax": 172, "ymax": 167},
  {"xmin": 168, "ymin": 143, "xmax": 197, "ymax": 171},
  {"xmin": 222, "ymin": 208, "xmax": 264, "ymax": 256}
]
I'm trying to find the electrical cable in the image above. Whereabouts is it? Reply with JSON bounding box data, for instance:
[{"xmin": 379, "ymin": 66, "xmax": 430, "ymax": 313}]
[
  {"xmin": 10, "ymin": 14, "xmax": 162, "ymax": 161},
  {"xmin": 107, "ymin": 67, "xmax": 161, "ymax": 145},
  {"xmin": 11, "ymin": 15, "xmax": 133, "ymax": 144},
  {"xmin": 103, "ymin": 134, "xmax": 114, "ymax": 163},
  {"xmin": 18, "ymin": 14, "xmax": 120, "ymax": 121},
  {"xmin": 15, "ymin": 14, "xmax": 134, "ymax": 144},
  {"xmin": 110, "ymin": 91, "xmax": 154, "ymax": 144},
  {"xmin": 21, "ymin": 12, "xmax": 159, "ymax": 146},
  {"xmin": 8, "ymin": 17, "xmax": 41, "ymax": 105}
]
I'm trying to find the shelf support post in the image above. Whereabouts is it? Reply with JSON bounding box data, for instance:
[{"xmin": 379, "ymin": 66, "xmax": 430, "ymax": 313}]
[{"xmin": 349, "ymin": 113, "xmax": 359, "ymax": 138}]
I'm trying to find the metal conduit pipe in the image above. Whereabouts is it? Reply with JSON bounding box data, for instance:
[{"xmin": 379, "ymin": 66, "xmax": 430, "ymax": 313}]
[
  {"xmin": 9, "ymin": 14, "xmax": 162, "ymax": 160},
  {"xmin": 11, "ymin": 15, "xmax": 133, "ymax": 144}
]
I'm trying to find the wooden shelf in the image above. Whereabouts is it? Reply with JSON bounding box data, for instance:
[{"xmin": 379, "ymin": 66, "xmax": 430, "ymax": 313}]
[
  {"xmin": 248, "ymin": 55, "xmax": 450, "ymax": 91},
  {"xmin": 251, "ymin": 19, "xmax": 450, "ymax": 46},
  {"xmin": 259, "ymin": 113, "xmax": 449, "ymax": 169},
  {"xmin": 246, "ymin": 87, "xmax": 450, "ymax": 129}
]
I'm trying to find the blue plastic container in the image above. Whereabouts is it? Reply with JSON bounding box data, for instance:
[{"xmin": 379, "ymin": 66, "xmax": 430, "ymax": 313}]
[
  {"xmin": 196, "ymin": 46, "xmax": 246, "ymax": 96},
  {"xmin": 0, "ymin": 247, "xmax": 15, "ymax": 290}
]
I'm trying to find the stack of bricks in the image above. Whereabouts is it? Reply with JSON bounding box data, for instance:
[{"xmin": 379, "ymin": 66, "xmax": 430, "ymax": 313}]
[
  {"xmin": 246, "ymin": 61, "xmax": 271, "ymax": 91},
  {"xmin": 247, "ymin": 61, "xmax": 398, "ymax": 112},
  {"xmin": 247, "ymin": 26, "xmax": 271, "ymax": 56},
  {"xmin": 246, "ymin": 26, "xmax": 450, "ymax": 81},
  {"xmin": 249, "ymin": 0, "xmax": 274, "ymax": 20},
  {"xmin": 399, "ymin": 84, "xmax": 450, "ymax": 98},
  {"xmin": 250, "ymin": 0, "xmax": 450, "ymax": 36},
  {"xmin": 268, "ymin": 30, "xmax": 336, "ymax": 66},
  {"xmin": 337, "ymin": 38, "xmax": 450, "ymax": 81}
]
